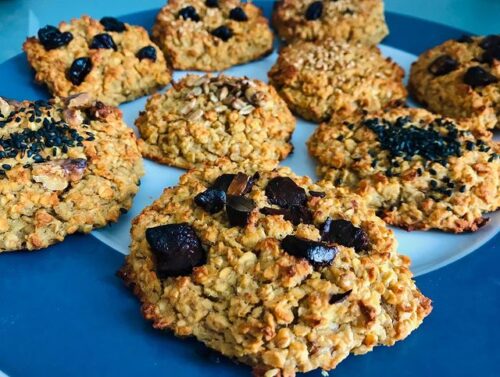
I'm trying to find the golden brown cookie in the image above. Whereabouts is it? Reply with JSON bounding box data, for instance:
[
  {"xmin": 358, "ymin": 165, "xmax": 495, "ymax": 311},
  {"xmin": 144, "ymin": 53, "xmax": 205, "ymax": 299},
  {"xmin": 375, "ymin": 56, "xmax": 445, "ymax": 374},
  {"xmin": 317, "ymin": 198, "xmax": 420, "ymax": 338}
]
[
  {"xmin": 0, "ymin": 94, "xmax": 144, "ymax": 252},
  {"xmin": 23, "ymin": 16, "xmax": 171, "ymax": 106},
  {"xmin": 272, "ymin": 0, "xmax": 388, "ymax": 45},
  {"xmin": 308, "ymin": 108, "xmax": 500, "ymax": 232},
  {"xmin": 136, "ymin": 74, "xmax": 296, "ymax": 169},
  {"xmin": 268, "ymin": 39, "xmax": 406, "ymax": 122},
  {"xmin": 152, "ymin": 0, "xmax": 274, "ymax": 71},
  {"xmin": 120, "ymin": 159, "xmax": 431, "ymax": 376},
  {"xmin": 409, "ymin": 35, "xmax": 499, "ymax": 135}
]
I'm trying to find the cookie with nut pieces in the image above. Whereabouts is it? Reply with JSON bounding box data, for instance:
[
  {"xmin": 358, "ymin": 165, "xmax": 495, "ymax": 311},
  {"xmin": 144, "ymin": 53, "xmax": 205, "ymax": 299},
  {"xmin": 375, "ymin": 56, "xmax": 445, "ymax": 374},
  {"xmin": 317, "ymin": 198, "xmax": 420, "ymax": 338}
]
[
  {"xmin": 0, "ymin": 94, "xmax": 143, "ymax": 252},
  {"xmin": 152, "ymin": 0, "xmax": 274, "ymax": 71},
  {"xmin": 308, "ymin": 107, "xmax": 500, "ymax": 232},
  {"xmin": 268, "ymin": 39, "xmax": 407, "ymax": 122},
  {"xmin": 23, "ymin": 15, "xmax": 171, "ymax": 106},
  {"xmin": 409, "ymin": 34, "xmax": 500, "ymax": 135},
  {"xmin": 119, "ymin": 158, "xmax": 431, "ymax": 377},
  {"xmin": 136, "ymin": 74, "xmax": 296, "ymax": 169},
  {"xmin": 272, "ymin": 0, "xmax": 388, "ymax": 45}
]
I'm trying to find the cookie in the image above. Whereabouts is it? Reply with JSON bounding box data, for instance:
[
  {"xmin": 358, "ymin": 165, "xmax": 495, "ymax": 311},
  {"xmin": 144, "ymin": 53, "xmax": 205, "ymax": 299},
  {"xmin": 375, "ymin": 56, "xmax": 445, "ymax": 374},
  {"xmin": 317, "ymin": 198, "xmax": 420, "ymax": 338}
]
[
  {"xmin": 272, "ymin": 0, "xmax": 388, "ymax": 45},
  {"xmin": 23, "ymin": 16, "xmax": 171, "ymax": 106},
  {"xmin": 409, "ymin": 35, "xmax": 500, "ymax": 134},
  {"xmin": 119, "ymin": 159, "xmax": 431, "ymax": 376},
  {"xmin": 268, "ymin": 39, "xmax": 406, "ymax": 122},
  {"xmin": 0, "ymin": 94, "xmax": 143, "ymax": 252},
  {"xmin": 152, "ymin": 0, "xmax": 274, "ymax": 71},
  {"xmin": 308, "ymin": 108, "xmax": 500, "ymax": 232},
  {"xmin": 136, "ymin": 74, "xmax": 296, "ymax": 169}
]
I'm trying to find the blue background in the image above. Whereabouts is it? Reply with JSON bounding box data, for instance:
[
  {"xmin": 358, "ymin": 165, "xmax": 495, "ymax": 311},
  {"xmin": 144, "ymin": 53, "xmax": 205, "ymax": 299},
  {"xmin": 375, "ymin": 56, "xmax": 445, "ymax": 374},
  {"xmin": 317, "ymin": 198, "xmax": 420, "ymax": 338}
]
[{"xmin": 0, "ymin": 3, "xmax": 499, "ymax": 377}]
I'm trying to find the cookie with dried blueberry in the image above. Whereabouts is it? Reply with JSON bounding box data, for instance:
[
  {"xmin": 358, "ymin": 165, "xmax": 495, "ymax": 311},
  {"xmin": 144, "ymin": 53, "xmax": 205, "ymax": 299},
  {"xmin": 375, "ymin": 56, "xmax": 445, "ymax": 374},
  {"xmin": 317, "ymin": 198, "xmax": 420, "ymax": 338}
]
[
  {"xmin": 272, "ymin": 0, "xmax": 388, "ymax": 45},
  {"xmin": 23, "ymin": 15, "xmax": 171, "ymax": 106},
  {"xmin": 308, "ymin": 107, "xmax": 500, "ymax": 232},
  {"xmin": 409, "ymin": 35, "xmax": 500, "ymax": 134},
  {"xmin": 135, "ymin": 74, "xmax": 295, "ymax": 169},
  {"xmin": 0, "ymin": 94, "xmax": 143, "ymax": 252},
  {"xmin": 268, "ymin": 39, "xmax": 406, "ymax": 122},
  {"xmin": 151, "ymin": 0, "xmax": 274, "ymax": 71},
  {"xmin": 119, "ymin": 159, "xmax": 431, "ymax": 376}
]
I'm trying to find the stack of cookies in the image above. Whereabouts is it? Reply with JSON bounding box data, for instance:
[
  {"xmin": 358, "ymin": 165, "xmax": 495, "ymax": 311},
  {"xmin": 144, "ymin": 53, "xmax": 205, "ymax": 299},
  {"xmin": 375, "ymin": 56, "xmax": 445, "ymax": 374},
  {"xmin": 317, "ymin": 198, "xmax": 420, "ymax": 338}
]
[{"xmin": 1, "ymin": 0, "xmax": 498, "ymax": 375}]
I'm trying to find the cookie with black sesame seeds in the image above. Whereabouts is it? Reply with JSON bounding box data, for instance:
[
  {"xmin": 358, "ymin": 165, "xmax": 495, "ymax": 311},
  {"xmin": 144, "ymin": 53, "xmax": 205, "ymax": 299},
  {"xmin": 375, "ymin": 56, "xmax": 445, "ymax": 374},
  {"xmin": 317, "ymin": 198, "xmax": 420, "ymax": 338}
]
[
  {"xmin": 308, "ymin": 107, "xmax": 500, "ymax": 233},
  {"xmin": 135, "ymin": 74, "xmax": 295, "ymax": 169},
  {"xmin": 23, "ymin": 15, "xmax": 171, "ymax": 106},
  {"xmin": 272, "ymin": 0, "xmax": 388, "ymax": 45},
  {"xmin": 119, "ymin": 158, "xmax": 431, "ymax": 377},
  {"xmin": 268, "ymin": 39, "xmax": 407, "ymax": 122},
  {"xmin": 152, "ymin": 0, "xmax": 274, "ymax": 71},
  {"xmin": 409, "ymin": 35, "xmax": 500, "ymax": 134},
  {"xmin": 0, "ymin": 94, "xmax": 143, "ymax": 252}
]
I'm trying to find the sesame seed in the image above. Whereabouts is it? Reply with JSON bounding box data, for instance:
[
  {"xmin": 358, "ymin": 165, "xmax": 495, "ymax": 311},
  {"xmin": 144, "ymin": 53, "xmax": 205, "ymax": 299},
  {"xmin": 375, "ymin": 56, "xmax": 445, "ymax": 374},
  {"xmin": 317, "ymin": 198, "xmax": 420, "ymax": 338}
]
[
  {"xmin": 2, "ymin": 164, "xmax": 11, "ymax": 170},
  {"xmin": 430, "ymin": 180, "xmax": 437, "ymax": 188}
]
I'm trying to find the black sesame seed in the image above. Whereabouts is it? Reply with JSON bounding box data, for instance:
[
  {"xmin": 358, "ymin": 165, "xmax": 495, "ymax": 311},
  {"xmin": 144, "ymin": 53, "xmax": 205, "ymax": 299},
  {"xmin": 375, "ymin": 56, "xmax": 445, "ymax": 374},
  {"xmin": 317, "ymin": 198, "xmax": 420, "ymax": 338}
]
[
  {"xmin": 444, "ymin": 189, "xmax": 452, "ymax": 197},
  {"xmin": 465, "ymin": 140, "xmax": 475, "ymax": 150},
  {"xmin": 2, "ymin": 164, "xmax": 11, "ymax": 170},
  {"xmin": 459, "ymin": 185, "xmax": 466, "ymax": 192},
  {"xmin": 429, "ymin": 168, "xmax": 437, "ymax": 175},
  {"xmin": 416, "ymin": 168, "xmax": 423, "ymax": 175},
  {"xmin": 336, "ymin": 135, "xmax": 344, "ymax": 141},
  {"xmin": 430, "ymin": 180, "xmax": 437, "ymax": 188},
  {"xmin": 447, "ymin": 182, "xmax": 455, "ymax": 188}
]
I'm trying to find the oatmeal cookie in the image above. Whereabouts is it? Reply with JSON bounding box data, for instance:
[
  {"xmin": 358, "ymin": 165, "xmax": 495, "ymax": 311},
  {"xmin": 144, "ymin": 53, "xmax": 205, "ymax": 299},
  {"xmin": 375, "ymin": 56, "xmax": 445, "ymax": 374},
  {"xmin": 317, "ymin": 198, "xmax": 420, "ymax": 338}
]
[
  {"xmin": 409, "ymin": 35, "xmax": 500, "ymax": 134},
  {"xmin": 268, "ymin": 39, "xmax": 406, "ymax": 122},
  {"xmin": 0, "ymin": 94, "xmax": 144, "ymax": 252},
  {"xmin": 152, "ymin": 0, "xmax": 274, "ymax": 71},
  {"xmin": 120, "ymin": 159, "xmax": 431, "ymax": 376},
  {"xmin": 272, "ymin": 0, "xmax": 388, "ymax": 45},
  {"xmin": 308, "ymin": 108, "xmax": 500, "ymax": 232},
  {"xmin": 136, "ymin": 74, "xmax": 295, "ymax": 169},
  {"xmin": 23, "ymin": 16, "xmax": 171, "ymax": 106}
]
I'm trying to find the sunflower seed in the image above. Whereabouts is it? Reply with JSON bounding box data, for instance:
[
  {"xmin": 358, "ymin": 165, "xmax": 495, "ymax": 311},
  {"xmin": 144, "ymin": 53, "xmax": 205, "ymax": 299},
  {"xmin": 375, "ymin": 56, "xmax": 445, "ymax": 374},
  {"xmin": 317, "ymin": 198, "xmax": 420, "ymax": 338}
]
[{"xmin": 187, "ymin": 109, "xmax": 204, "ymax": 121}]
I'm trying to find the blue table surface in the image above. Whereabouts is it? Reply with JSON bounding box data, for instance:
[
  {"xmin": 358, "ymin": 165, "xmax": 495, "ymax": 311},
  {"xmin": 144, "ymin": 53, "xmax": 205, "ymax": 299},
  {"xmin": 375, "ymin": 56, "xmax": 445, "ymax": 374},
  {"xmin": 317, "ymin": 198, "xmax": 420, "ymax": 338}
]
[{"xmin": 0, "ymin": 1, "xmax": 499, "ymax": 377}]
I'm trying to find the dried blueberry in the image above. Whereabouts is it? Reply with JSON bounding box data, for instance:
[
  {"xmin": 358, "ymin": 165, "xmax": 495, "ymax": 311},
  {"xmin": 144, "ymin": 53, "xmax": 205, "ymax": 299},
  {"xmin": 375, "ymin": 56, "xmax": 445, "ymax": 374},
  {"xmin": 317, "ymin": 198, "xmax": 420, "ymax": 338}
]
[
  {"xmin": 38, "ymin": 25, "xmax": 73, "ymax": 50},
  {"xmin": 463, "ymin": 66, "xmax": 498, "ymax": 88},
  {"xmin": 428, "ymin": 55, "xmax": 459, "ymax": 76},
  {"xmin": 179, "ymin": 6, "xmax": 201, "ymax": 21},
  {"xmin": 205, "ymin": 0, "xmax": 219, "ymax": 7},
  {"xmin": 194, "ymin": 187, "xmax": 226, "ymax": 213},
  {"xmin": 265, "ymin": 177, "xmax": 307, "ymax": 208},
  {"xmin": 281, "ymin": 235, "xmax": 338, "ymax": 268},
  {"xmin": 90, "ymin": 33, "xmax": 117, "ymax": 50},
  {"xmin": 100, "ymin": 17, "xmax": 126, "ymax": 32},
  {"xmin": 481, "ymin": 44, "xmax": 500, "ymax": 65},
  {"xmin": 229, "ymin": 7, "xmax": 248, "ymax": 21},
  {"xmin": 320, "ymin": 218, "xmax": 369, "ymax": 252},
  {"xmin": 329, "ymin": 290, "xmax": 352, "ymax": 304},
  {"xmin": 67, "ymin": 57, "xmax": 92, "ymax": 85},
  {"xmin": 211, "ymin": 26, "xmax": 233, "ymax": 41},
  {"xmin": 479, "ymin": 35, "xmax": 500, "ymax": 50},
  {"xmin": 136, "ymin": 46, "xmax": 157, "ymax": 61},
  {"xmin": 226, "ymin": 195, "xmax": 255, "ymax": 227},
  {"xmin": 260, "ymin": 205, "xmax": 313, "ymax": 225},
  {"xmin": 305, "ymin": 1, "xmax": 323, "ymax": 21},
  {"xmin": 455, "ymin": 34, "xmax": 473, "ymax": 43},
  {"xmin": 145, "ymin": 223, "xmax": 206, "ymax": 277},
  {"xmin": 309, "ymin": 190, "xmax": 326, "ymax": 198}
]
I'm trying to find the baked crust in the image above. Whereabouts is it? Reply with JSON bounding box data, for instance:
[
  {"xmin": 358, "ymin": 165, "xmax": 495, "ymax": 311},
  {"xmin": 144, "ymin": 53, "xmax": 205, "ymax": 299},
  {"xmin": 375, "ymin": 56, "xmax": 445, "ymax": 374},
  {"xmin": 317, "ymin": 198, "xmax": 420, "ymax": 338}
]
[
  {"xmin": 120, "ymin": 159, "xmax": 431, "ymax": 376},
  {"xmin": 23, "ymin": 15, "xmax": 171, "ymax": 106},
  {"xmin": 308, "ymin": 108, "xmax": 499, "ymax": 232},
  {"xmin": 0, "ymin": 94, "xmax": 144, "ymax": 252}
]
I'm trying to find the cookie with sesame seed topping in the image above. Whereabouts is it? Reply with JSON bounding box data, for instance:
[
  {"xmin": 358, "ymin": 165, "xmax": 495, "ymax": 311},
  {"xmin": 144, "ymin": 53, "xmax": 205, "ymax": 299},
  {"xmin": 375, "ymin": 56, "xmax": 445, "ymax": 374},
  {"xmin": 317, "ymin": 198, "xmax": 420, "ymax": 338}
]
[
  {"xmin": 152, "ymin": 0, "xmax": 274, "ymax": 71},
  {"xmin": 409, "ymin": 35, "xmax": 500, "ymax": 134},
  {"xmin": 119, "ymin": 158, "xmax": 431, "ymax": 376},
  {"xmin": 268, "ymin": 39, "xmax": 407, "ymax": 122},
  {"xmin": 0, "ymin": 94, "xmax": 143, "ymax": 252},
  {"xmin": 135, "ymin": 74, "xmax": 295, "ymax": 169},
  {"xmin": 272, "ymin": 0, "xmax": 388, "ymax": 45},
  {"xmin": 308, "ymin": 108, "xmax": 500, "ymax": 232},
  {"xmin": 23, "ymin": 15, "xmax": 171, "ymax": 106}
]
